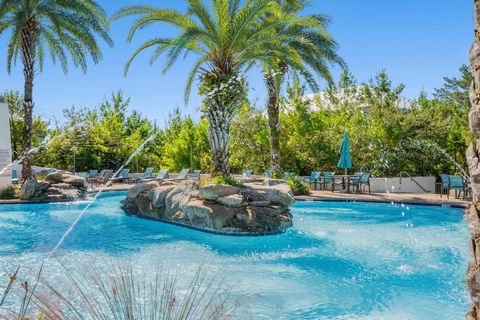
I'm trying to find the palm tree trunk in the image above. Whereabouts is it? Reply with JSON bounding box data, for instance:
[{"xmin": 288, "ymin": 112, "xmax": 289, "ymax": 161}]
[
  {"xmin": 265, "ymin": 72, "xmax": 282, "ymax": 178},
  {"xmin": 466, "ymin": 1, "xmax": 480, "ymax": 318},
  {"xmin": 20, "ymin": 20, "xmax": 38, "ymax": 183},
  {"xmin": 206, "ymin": 108, "xmax": 231, "ymax": 177}
]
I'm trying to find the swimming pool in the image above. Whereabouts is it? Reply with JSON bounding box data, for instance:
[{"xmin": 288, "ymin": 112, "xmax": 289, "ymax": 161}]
[{"xmin": 0, "ymin": 192, "xmax": 470, "ymax": 319}]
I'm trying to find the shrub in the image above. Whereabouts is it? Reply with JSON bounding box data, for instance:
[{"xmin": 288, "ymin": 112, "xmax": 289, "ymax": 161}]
[
  {"xmin": 0, "ymin": 186, "xmax": 19, "ymax": 199},
  {"xmin": 1, "ymin": 263, "xmax": 249, "ymax": 319},
  {"xmin": 203, "ymin": 175, "xmax": 244, "ymax": 188},
  {"xmin": 286, "ymin": 177, "xmax": 310, "ymax": 196}
]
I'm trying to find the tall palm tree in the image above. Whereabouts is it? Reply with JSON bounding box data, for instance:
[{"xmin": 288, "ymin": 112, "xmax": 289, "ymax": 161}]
[
  {"xmin": 263, "ymin": 0, "xmax": 344, "ymax": 177},
  {"xmin": 466, "ymin": 1, "xmax": 480, "ymax": 319},
  {"xmin": 114, "ymin": 0, "xmax": 313, "ymax": 177},
  {"xmin": 0, "ymin": 0, "xmax": 112, "ymax": 182}
]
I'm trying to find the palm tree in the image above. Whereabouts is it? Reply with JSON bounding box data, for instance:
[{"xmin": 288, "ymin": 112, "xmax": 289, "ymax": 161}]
[
  {"xmin": 466, "ymin": 2, "xmax": 480, "ymax": 319},
  {"xmin": 263, "ymin": 0, "xmax": 344, "ymax": 177},
  {"xmin": 114, "ymin": 0, "xmax": 312, "ymax": 177},
  {"xmin": 0, "ymin": 0, "xmax": 112, "ymax": 182}
]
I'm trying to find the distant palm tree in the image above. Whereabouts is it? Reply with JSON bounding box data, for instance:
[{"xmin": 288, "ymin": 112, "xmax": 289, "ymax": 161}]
[
  {"xmin": 115, "ymin": 0, "xmax": 313, "ymax": 177},
  {"xmin": 263, "ymin": 0, "xmax": 345, "ymax": 177},
  {"xmin": 0, "ymin": 0, "xmax": 112, "ymax": 182}
]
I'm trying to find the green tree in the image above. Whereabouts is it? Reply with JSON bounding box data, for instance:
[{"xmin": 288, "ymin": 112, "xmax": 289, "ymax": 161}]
[
  {"xmin": 2, "ymin": 91, "xmax": 49, "ymax": 160},
  {"xmin": 263, "ymin": 0, "xmax": 344, "ymax": 177},
  {"xmin": 114, "ymin": 0, "xmax": 310, "ymax": 177},
  {"xmin": 0, "ymin": 0, "xmax": 112, "ymax": 182}
]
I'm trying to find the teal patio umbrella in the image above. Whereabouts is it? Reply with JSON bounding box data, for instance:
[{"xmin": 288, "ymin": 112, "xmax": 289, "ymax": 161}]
[{"xmin": 337, "ymin": 132, "xmax": 352, "ymax": 175}]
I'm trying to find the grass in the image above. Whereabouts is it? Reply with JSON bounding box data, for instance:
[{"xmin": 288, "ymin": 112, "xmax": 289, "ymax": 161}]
[{"xmin": 0, "ymin": 262, "xmax": 249, "ymax": 319}]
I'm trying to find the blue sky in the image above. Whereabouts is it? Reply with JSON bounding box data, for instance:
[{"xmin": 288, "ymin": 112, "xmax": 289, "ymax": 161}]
[{"xmin": 0, "ymin": 0, "xmax": 472, "ymax": 127}]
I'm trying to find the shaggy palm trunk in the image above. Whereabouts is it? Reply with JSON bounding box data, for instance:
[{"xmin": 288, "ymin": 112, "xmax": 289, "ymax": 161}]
[
  {"xmin": 20, "ymin": 19, "xmax": 38, "ymax": 183},
  {"xmin": 206, "ymin": 108, "xmax": 232, "ymax": 176},
  {"xmin": 466, "ymin": 1, "xmax": 480, "ymax": 318},
  {"xmin": 201, "ymin": 70, "xmax": 244, "ymax": 177},
  {"xmin": 265, "ymin": 72, "xmax": 282, "ymax": 178}
]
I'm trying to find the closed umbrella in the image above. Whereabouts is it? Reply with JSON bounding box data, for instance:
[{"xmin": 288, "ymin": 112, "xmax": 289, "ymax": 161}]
[{"xmin": 337, "ymin": 132, "xmax": 352, "ymax": 175}]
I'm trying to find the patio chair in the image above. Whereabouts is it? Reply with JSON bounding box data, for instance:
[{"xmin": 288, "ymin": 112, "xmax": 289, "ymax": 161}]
[
  {"xmin": 347, "ymin": 172, "xmax": 364, "ymax": 193},
  {"xmin": 351, "ymin": 173, "xmax": 371, "ymax": 194},
  {"xmin": 242, "ymin": 169, "xmax": 252, "ymax": 177},
  {"xmin": 11, "ymin": 169, "xmax": 18, "ymax": 184},
  {"xmin": 320, "ymin": 172, "xmax": 343, "ymax": 192},
  {"xmin": 438, "ymin": 174, "xmax": 450, "ymax": 196},
  {"xmin": 308, "ymin": 172, "xmax": 320, "ymax": 190},
  {"xmin": 448, "ymin": 175, "xmax": 466, "ymax": 200}
]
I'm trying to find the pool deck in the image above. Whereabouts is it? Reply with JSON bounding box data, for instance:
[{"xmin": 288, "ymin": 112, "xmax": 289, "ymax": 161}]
[
  {"xmin": 298, "ymin": 190, "xmax": 468, "ymax": 208},
  {"xmin": 0, "ymin": 182, "xmax": 468, "ymax": 208}
]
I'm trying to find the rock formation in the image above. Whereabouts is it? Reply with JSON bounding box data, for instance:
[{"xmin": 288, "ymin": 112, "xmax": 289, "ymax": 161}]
[
  {"xmin": 20, "ymin": 171, "xmax": 88, "ymax": 201},
  {"xmin": 121, "ymin": 180, "xmax": 295, "ymax": 234},
  {"xmin": 466, "ymin": 1, "xmax": 480, "ymax": 318}
]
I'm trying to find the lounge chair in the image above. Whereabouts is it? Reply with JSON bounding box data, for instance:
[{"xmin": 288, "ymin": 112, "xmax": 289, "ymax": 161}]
[
  {"xmin": 11, "ymin": 169, "xmax": 18, "ymax": 184},
  {"xmin": 153, "ymin": 168, "xmax": 169, "ymax": 181},
  {"xmin": 174, "ymin": 168, "xmax": 190, "ymax": 180},
  {"xmin": 76, "ymin": 171, "xmax": 88, "ymax": 179},
  {"xmin": 132, "ymin": 167, "xmax": 156, "ymax": 182},
  {"xmin": 191, "ymin": 170, "xmax": 201, "ymax": 180},
  {"xmin": 88, "ymin": 169, "xmax": 99, "ymax": 178},
  {"xmin": 243, "ymin": 169, "xmax": 252, "ymax": 177},
  {"xmin": 112, "ymin": 168, "xmax": 131, "ymax": 183},
  {"xmin": 89, "ymin": 169, "xmax": 113, "ymax": 187},
  {"xmin": 308, "ymin": 172, "xmax": 320, "ymax": 190}
]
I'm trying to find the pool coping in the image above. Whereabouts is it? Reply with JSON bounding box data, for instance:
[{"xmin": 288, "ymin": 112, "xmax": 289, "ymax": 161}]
[{"xmin": 295, "ymin": 197, "xmax": 468, "ymax": 209}]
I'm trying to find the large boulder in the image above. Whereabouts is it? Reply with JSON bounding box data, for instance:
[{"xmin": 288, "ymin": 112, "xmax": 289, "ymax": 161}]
[
  {"xmin": 127, "ymin": 180, "xmax": 161, "ymax": 201},
  {"xmin": 217, "ymin": 194, "xmax": 244, "ymax": 207},
  {"xmin": 243, "ymin": 183, "xmax": 295, "ymax": 207},
  {"xmin": 122, "ymin": 180, "xmax": 295, "ymax": 234},
  {"xmin": 148, "ymin": 185, "xmax": 176, "ymax": 209},
  {"xmin": 45, "ymin": 171, "xmax": 87, "ymax": 188},
  {"xmin": 20, "ymin": 179, "xmax": 38, "ymax": 200},
  {"xmin": 198, "ymin": 184, "xmax": 239, "ymax": 200}
]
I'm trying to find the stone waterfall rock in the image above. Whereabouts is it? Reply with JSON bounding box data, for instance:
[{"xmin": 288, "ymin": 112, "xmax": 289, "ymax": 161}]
[
  {"xmin": 20, "ymin": 172, "xmax": 88, "ymax": 201},
  {"xmin": 121, "ymin": 180, "xmax": 295, "ymax": 234}
]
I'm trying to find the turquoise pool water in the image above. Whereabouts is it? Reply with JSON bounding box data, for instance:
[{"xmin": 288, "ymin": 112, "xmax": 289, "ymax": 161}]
[{"xmin": 0, "ymin": 192, "xmax": 470, "ymax": 319}]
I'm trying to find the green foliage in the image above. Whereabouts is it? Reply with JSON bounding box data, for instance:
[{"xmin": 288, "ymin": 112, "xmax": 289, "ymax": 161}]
[
  {"xmin": 230, "ymin": 104, "xmax": 270, "ymax": 173},
  {"xmin": 0, "ymin": 186, "xmax": 18, "ymax": 200},
  {"xmin": 3, "ymin": 91, "xmax": 49, "ymax": 160},
  {"xmin": 203, "ymin": 175, "xmax": 244, "ymax": 188},
  {"xmin": 160, "ymin": 109, "xmax": 210, "ymax": 172},
  {"xmin": 6, "ymin": 67, "xmax": 472, "ymax": 178},
  {"xmin": 286, "ymin": 177, "xmax": 310, "ymax": 196},
  {"xmin": 0, "ymin": 0, "xmax": 112, "ymax": 74}
]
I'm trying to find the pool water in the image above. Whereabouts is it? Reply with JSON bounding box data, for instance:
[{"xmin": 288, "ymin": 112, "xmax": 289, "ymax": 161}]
[{"xmin": 0, "ymin": 192, "xmax": 470, "ymax": 319}]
